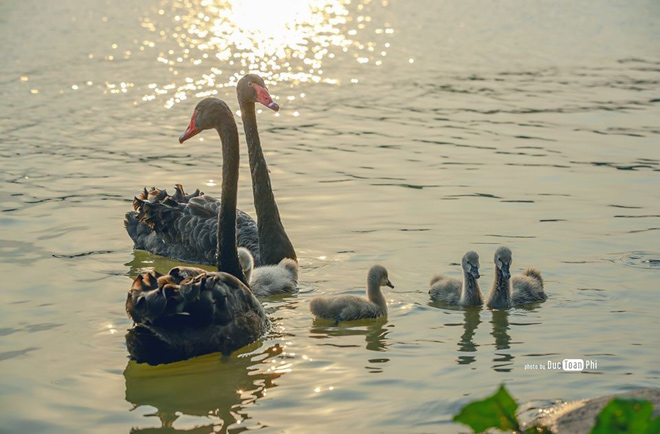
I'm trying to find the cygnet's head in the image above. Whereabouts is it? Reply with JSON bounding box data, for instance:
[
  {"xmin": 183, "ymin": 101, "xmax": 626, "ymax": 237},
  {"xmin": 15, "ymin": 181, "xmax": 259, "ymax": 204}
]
[
  {"xmin": 494, "ymin": 247, "xmax": 512, "ymax": 279},
  {"xmin": 279, "ymin": 258, "xmax": 299, "ymax": 282},
  {"xmin": 461, "ymin": 251, "xmax": 480, "ymax": 279},
  {"xmin": 237, "ymin": 247, "xmax": 254, "ymax": 281},
  {"xmin": 369, "ymin": 265, "xmax": 394, "ymax": 288}
]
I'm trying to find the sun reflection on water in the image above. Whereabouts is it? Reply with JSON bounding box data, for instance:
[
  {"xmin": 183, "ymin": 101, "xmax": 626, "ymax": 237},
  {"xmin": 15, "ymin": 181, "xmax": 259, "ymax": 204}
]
[{"xmin": 132, "ymin": 0, "xmax": 393, "ymax": 108}]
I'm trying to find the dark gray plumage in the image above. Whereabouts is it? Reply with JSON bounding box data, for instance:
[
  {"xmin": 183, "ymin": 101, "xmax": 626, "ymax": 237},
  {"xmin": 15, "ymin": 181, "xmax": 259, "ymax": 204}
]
[
  {"xmin": 125, "ymin": 74, "xmax": 297, "ymax": 269},
  {"xmin": 124, "ymin": 185, "xmax": 261, "ymax": 266},
  {"xmin": 125, "ymin": 97, "xmax": 268, "ymax": 365},
  {"xmin": 126, "ymin": 268, "xmax": 269, "ymax": 365}
]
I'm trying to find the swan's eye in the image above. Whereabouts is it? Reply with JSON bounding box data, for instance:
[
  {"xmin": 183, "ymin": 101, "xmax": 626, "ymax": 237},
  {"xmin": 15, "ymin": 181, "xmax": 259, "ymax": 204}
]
[{"xmin": 248, "ymin": 82, "xmax": 253, "ymax": 87}]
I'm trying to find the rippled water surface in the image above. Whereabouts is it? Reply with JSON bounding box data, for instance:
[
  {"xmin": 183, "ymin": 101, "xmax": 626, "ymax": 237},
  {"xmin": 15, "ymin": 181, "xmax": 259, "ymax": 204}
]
[{"xmin": 1, "ymin": 0, "xmax": 659, "ymax": 432}]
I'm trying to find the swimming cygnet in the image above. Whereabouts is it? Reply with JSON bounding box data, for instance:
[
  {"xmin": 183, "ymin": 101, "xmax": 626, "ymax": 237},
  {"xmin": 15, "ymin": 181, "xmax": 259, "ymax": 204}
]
[
  {"xmin": 512, "ymin": 268, "xmax": 546, "ymax": 305},
  {"xmin": 238, "ymin": 247, "xmax": 298, "ymax": 297},
  {"xmin": 309, "ymin": 265, "xmax": 393, "ymax": 322},
  {"xmin": 486, "ymin": 246, "xmax": 547, "ymax": 309},
  {"xmin": 238, "ymin": 247, "xmax": 255, "ymax": 282},
  {"xmin": 486, "ymin": 247, "xmax": 513, "ymax": 309},
  {"xmin": 429, "ymin": 251, "xmax": 482, "ymax": 306}
]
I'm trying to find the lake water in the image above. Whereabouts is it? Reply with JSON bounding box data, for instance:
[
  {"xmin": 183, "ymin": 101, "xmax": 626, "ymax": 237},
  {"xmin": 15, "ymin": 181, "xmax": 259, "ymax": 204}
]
[{"xmin": 1, "ymin": 0, "xmax": 659, "ymax": 432}]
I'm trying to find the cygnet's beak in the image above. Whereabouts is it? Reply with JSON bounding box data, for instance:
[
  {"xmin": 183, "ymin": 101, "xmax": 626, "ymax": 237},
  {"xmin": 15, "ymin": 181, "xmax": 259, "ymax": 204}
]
[
  {"xmin": 471, "ymin": 268, "xmax": 481, "ymax": 280},
  {"xmin": 500, "ymin": 263, "xmax": 511, "ymax": 280},
  {"xmin": 386, "ymin": 280, "xmax": 394, "ymax": 288},
  {"xmin": 253, "ymin": 84, "xmax": 280, "ymax": 112}
]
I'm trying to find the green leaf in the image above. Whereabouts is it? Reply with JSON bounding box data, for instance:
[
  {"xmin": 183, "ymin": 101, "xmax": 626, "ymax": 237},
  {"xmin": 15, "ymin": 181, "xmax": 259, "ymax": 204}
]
[
  {"xmin": 590, "ymin": 398, "xmax": 654, "ymax": 434},
  {"xmin": 453, "ymin": 385, "xmax": 520, "ymax": 433},
  {"xmin": 647, "ymin": 415, "xmax": 660, "ymax": 434}
]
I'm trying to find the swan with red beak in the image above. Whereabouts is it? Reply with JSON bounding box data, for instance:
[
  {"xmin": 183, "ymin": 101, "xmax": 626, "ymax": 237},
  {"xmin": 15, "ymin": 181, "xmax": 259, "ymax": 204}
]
[
  {"xmin": 252, "ymin": 81, "xmax": 280, "ymax": 112},
  {"xmin": 124, "ymin": 73, "xmax": 295, "ymax": 270},
  {"xmin": 179, "ymin": 79, "xmax": 279, "ymax": 144}
]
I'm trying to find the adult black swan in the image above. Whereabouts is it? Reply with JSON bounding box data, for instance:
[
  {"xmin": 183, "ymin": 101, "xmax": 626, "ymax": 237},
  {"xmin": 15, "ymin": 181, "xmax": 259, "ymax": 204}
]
[
  {"xmin": 125, "ymin": 98, "xmax": 269, "ymax": 365},
  {"xmin": 124, "ymin": 74, "xmax": 296, "ymax": 268}
]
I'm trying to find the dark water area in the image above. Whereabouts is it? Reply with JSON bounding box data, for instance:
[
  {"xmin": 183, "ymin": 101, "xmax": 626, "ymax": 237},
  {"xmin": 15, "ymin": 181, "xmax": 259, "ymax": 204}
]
[{"xmin": 1, "ymin": 0, "xmax": 659, "ymax": 432}]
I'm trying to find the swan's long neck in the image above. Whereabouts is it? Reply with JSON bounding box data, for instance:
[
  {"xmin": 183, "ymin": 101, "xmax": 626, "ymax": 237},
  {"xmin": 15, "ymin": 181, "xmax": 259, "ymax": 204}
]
[
  {"xmin": 216, "ymin": 113, "xmax": 248, "ymax": 285},
  {"xmin": 239, "ymin": 100, "xmax": 297, "ymax": 265},
  {"xmin": 460, "ymin": 272, "xmax": 482, "ymax": 306},
  {"xmin": 366, "ymin": 276, "xmax": 387, "ymax": 312},
  {"xmin": 488, "ymin": 268, "xmax": 511, "ymax": 308}
]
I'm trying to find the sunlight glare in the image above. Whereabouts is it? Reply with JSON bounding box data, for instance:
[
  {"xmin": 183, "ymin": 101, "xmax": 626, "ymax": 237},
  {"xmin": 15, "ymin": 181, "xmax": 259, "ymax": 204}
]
[{"xmin": 136, "ymin": 0, "xmax": 394, "ymax": 108}]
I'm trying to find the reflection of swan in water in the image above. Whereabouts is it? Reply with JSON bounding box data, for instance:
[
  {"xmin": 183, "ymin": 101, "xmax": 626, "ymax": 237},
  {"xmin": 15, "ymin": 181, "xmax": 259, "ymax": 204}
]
[
  {"xmin": 490, "ymin": 309, "xmax": 513, "ymax": 372},
  {"xmin": 364, "ymin": 320, "xmax": 390, "ymax": 353},
  {"xmin": 457, "ymin": 308, "xmax": 481, "ymax": 365},
  {"xmin": 124, "ymin": 343, "xmax": 284, "ymax": 433},
  {"xmin": 124, "ymin": 250, "xmax": 214, "ymax": 279},
  {"xmin": 310, "ymin": 317, "xmax": 390, "ymax": 353}
]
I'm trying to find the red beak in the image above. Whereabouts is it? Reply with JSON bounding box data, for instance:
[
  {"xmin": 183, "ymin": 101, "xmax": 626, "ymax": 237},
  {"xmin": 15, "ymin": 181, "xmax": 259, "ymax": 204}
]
[
  {"xmin": 179, "ymin": 111, "xmax": 199, "ymax": 143},
  {"xmin": 253, "ymin": 84, "xmax": 280, "ymax": 112}
]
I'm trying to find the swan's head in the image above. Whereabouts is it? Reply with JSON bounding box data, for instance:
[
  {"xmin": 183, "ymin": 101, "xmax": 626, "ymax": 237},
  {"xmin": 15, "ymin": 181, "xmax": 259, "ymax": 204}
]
[
  {"xmin": 494, "ymin": 247, "xmax": 512, "ymax": 279},
  {"xmin": 461, "ymin": 251, "xmax": 480, "ymax": 279},
  {"xmin": 179, "ymin": 98, "xmax": 233, "ymax": 143},
  {"xmin": 369, "ymin": 265, "xmax": 394, "ymax": 289},
  {"xmin": 237, "ymin": 74, "xmax": 279, "ymax": 112},
  {"xmin": 237, "ymin": 247, "xmax": 254, "ymax": 281}
]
